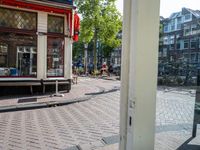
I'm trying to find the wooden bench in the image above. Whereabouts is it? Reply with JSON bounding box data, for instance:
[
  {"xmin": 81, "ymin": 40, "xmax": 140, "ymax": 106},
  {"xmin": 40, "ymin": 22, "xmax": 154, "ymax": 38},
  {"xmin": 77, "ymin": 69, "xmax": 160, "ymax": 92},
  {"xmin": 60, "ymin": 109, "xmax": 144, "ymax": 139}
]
[
  {"xmin": 41, "ymin": 80, "xmax": 71, "ymax": 94},
  {"xmin": 0, "ymin": 79, "xmax": 71, "ymax": 95},
  {"xmin": 0, "ymin": 81, "xmax": 41, "ymax": 94}
]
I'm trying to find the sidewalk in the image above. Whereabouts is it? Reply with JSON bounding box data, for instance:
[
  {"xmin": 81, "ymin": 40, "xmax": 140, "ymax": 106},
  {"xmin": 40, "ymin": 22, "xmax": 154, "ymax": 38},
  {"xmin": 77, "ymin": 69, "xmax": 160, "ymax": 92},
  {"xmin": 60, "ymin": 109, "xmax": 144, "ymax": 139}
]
[
  {"xmin": 0, "ymin": 77, "xmax": 104, "ymax": 112},
  {"xmin": 0, "ymin": 79, "xmax": 199, "ymax": 150}
]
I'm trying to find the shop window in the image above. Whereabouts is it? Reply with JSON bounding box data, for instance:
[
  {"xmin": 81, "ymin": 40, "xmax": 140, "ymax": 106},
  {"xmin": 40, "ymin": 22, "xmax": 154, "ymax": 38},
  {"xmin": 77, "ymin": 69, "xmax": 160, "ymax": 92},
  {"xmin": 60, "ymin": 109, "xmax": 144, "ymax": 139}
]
[
  {"xmin": 47, "ymin": 37, "xmax": 64, "ymax": 77},
  {"xmin": 48, "ymin": 15, "xmax": 64, "ymax": 33},
  {"xmin": 0, "ymin": 32, "xmax": 37, "ymax": 77},
  {"xmin": 0, "ymin": 7, "xmax": 37, "ymax": 30},
  {"xmin": 0, "ymin": 43, "xmax": 8, "ymax": 67}
]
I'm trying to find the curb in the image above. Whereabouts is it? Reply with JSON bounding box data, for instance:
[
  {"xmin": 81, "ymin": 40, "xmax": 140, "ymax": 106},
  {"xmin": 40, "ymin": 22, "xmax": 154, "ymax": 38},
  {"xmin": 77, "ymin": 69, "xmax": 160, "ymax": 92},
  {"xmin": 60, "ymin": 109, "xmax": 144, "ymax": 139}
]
[
  {"xmin": 0, "ymin": 96, "xmax": 92, "ymax": 113},
  {"xmin": 0, "ymin": 86, "xmax": 121, "ymax": 113},
  {"xmin": 0, "ymin": 86, "xmax": 106, "ymax": 113}
]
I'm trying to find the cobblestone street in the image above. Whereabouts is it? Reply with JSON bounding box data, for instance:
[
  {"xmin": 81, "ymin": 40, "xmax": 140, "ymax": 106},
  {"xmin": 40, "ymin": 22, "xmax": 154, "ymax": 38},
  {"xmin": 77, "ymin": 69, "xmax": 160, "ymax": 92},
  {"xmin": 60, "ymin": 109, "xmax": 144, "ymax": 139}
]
[{"xmin": 0, "ymin": 78, "xmax": 199, "ymax": 150}]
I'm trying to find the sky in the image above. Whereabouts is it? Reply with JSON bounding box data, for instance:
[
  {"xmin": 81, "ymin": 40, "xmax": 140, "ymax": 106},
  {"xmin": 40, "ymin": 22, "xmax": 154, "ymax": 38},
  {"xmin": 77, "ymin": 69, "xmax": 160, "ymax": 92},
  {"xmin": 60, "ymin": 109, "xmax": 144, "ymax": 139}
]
[{"xmin": 116, "ymin": 0, "xmax": 200, "ymax": 18}]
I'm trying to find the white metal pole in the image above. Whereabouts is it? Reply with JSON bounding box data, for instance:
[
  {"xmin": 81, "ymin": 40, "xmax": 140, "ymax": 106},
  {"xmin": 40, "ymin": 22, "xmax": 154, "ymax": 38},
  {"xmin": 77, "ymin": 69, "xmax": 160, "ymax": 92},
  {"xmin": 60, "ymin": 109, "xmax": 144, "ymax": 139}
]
[
  {"xmin": 52, "ymin": 80, "xmax": 64, "ymax": 97},
  {"xmin": 84, "ymin": 43, "xmax": 88, "ymax": 74},
  {"xmin": 56, "ymin": 80, "xmax": 58, "ymax": 95},
  {"xmin": 120, "ymin": 0, "xmax": 160, "ymax": 149}
]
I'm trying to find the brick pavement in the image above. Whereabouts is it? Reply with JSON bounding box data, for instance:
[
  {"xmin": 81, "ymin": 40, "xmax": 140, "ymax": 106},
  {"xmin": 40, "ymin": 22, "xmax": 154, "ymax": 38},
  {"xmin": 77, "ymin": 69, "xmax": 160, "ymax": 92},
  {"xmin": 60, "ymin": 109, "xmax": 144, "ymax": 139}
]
[
  {"xmin": 0, "ymin": 77, "xmax": 119, "ymax": 109},
  {"xmin": 0, "ymin": 90, "xmax": 120, "ymax": 150},
  {"xmin": 0, "ymin": 79, "xmax": 199, "ymax": 149}
]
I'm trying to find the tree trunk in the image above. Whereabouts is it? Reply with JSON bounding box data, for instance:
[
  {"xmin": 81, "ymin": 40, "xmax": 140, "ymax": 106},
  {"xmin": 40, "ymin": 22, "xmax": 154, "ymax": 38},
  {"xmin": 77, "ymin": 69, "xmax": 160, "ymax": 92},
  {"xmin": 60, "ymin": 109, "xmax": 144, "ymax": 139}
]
[
  {"xmin": 93, "ymin": 29, "xmax": 97, "ymax": 71},
  {"xmin": 84, "ymin": 44, "xmax": 88, "ymax": 74}
]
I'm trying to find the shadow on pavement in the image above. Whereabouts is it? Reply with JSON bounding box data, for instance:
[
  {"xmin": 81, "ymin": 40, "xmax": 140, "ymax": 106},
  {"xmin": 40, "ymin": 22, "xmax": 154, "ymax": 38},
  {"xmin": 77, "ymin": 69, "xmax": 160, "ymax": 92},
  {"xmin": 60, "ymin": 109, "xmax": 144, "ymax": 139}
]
[{"xmin": 177, "ymin": 137, "xmax": 200, "ymax": 150}]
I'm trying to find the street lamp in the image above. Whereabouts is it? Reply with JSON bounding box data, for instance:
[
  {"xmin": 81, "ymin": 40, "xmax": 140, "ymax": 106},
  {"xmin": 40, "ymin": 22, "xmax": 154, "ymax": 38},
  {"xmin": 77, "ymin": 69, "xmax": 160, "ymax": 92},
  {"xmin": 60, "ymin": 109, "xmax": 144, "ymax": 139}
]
[{"xmin": 84, "ymin": 43, "xmax": 88, "ymax": 74}]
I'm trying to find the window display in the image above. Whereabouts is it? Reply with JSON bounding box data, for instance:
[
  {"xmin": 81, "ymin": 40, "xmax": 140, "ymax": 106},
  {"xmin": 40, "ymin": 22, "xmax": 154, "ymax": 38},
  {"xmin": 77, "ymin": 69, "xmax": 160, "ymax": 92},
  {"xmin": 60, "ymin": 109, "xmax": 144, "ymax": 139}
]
[
  {"xmin": 0, "ymin": 8, "xmax": 37, "ymax": 77},
  {"xmin": 47, "ymin": 37, "xmax": 64, "ymax": 77},
  {"xmin": 0, "ymin": 32, "xmax": 37, "ymax": 77}
]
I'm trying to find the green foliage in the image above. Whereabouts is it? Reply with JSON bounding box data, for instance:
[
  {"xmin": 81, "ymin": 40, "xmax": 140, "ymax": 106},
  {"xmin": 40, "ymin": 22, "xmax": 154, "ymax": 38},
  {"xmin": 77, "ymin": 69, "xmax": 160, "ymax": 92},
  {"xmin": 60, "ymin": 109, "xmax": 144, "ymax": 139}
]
[
  {"xmin": 72, "ymin": 41, "xmax": 84, "ymax": 60},
  {"xmin": 75, "ymin": 0, "xmax": 122, "ymax": 69},
  {"xmin": 101, "ymin": 43, "xmax": 114, "ymax": 58}
]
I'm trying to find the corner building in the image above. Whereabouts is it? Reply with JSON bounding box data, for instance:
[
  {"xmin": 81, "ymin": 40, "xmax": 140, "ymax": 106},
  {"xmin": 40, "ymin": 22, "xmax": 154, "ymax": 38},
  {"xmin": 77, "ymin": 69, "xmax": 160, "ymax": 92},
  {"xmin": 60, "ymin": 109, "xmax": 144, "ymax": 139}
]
[{"xmin": 0, "ymin": 0, "xmax": 74, "ymax": 94}]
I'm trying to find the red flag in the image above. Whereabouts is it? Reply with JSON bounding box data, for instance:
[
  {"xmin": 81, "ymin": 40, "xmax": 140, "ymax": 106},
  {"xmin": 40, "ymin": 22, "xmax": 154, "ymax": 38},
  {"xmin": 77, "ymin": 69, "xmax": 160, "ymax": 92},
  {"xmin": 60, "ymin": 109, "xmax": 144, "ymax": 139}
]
[{"xmin": 73, "ymin": 12, "xmax": 80, "ymax": 42}]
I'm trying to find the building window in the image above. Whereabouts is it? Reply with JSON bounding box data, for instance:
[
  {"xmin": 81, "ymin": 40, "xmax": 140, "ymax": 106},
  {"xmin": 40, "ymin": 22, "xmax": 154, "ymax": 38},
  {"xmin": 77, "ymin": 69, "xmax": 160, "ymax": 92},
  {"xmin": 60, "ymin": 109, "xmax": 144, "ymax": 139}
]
[
  {"xmin": 0, "ymin": 7, "xmax": 37, "ymax": 30},
  {"xmin": 163, "ymin": 48, "xmax": 167, "ymax": 57},
  {"xmin": 176, "ymin": 40, "xmax": 181, "ymax": 50},
  {"xmin": 170, "ymin": 35, "xmax": 174, "ymax": 44},
  {"xmin": 0, "ymin": 32, "xmax": 37, "ymax": 77},
  {"xmin": 191, "ymin": 24, "xmax": 197, "ymax": 35},
  {"xmin": 190, "ymin": 38, "xmax": 196, "ymax": 49},
  {"xmin": 164, "ymin": 25, "xmax": 168, "ymax": 33},
  {"xmin": 159, "ymin": 51, "xmax": 162, "ymax": 57},
  {"xmin": 184, "ymin": 26, "xmax": 190, "ymax": 36},
  {"xmin": 184, "ymin": 54, "xmax": 189, "ymax": 62},
  {"xmin": 177, "ymin": 24, "xmax": 181, "ymax": 30},
  {"xmin": 48, "ymin": 15, "xmax": 64, "ymax": 33},
  {"xmin": 171, "ymin": 25, "xmax": 175, "ymax": 31},
  {"xmin": 184, "ymin": 14, "xmax": 191, "ymax": 22},
  {"xmin": 163, "ymin": 36, "xmax": 169, "ymax": 45},
  {"xmin": 184, "ymin": 40, "xmax": 189, "ymax": 49},
  {"xmin": 191, "ymin": 53, "xmax": 196, "ymax": 63},
  {"xmin": 170, "ymin": 19, "xmax": 175, "ymax": 31},
  {"xmin": 47, "ymin": 37, "xmax": 64, "ymax": 77},
  {"xmin": 170, "ymin": 44, "xmax": 174, "ymax": 50},
  {"xmin": 177, "ymin": 17, "xmax": 182, "ymax": 23},
  {"xmin": 176, "ymin": 34, "xmax": 180, "ymax": 39}
]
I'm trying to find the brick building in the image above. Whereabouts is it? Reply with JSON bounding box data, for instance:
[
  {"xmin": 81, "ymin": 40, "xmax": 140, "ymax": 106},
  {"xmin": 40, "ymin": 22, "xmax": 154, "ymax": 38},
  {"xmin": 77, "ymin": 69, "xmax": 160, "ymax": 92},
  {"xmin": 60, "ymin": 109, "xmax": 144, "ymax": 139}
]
[{"xmin": 159, "ymin": 8, "xmax": 200, "ymax": 77}]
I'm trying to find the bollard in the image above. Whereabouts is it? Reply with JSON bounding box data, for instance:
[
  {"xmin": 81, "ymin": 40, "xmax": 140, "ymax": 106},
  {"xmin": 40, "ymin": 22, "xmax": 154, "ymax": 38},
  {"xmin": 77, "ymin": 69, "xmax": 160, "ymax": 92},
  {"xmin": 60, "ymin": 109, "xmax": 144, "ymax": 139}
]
[{"xmin": 52, "ymin": 80, "xmax": 64, "ymax": 97}]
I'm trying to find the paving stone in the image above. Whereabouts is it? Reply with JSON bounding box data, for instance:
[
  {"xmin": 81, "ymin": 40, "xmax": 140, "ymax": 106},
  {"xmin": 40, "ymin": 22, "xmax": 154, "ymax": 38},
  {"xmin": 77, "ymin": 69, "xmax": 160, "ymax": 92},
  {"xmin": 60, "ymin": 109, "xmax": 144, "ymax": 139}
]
[
  {"xmin": 102, "ymin": 135, "xmax": 119, "ymax": 145},
  {"xmin": 0, "ymin": 79, "xmax": 200, "ymax": 149}
]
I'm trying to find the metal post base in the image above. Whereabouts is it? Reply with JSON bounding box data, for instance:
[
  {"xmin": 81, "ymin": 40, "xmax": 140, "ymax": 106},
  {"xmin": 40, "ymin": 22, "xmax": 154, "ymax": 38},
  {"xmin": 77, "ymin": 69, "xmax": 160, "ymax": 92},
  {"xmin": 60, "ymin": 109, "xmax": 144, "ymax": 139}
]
[
  {"xmin": 51, "ymin": 93, "xmax": 64, "ymax": 97},
  {"xmin": 192, "ymin": 124, "xmax": 197, "ymax": 138},
  {"xmin": 51, "ymin": 80, "xmax": 64, "ymax": 97}
]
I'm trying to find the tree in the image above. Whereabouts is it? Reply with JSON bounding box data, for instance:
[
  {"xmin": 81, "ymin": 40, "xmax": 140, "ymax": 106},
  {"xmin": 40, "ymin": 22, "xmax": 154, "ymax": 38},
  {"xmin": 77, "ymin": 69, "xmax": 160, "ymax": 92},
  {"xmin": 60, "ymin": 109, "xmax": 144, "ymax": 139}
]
[
  {"xmin": 72, "ymin": 41, "xmax": 84, "ymax": 61},
  {"xmin": 75, "ymin": 0, "xmax": 122, "ymax": 70}
]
